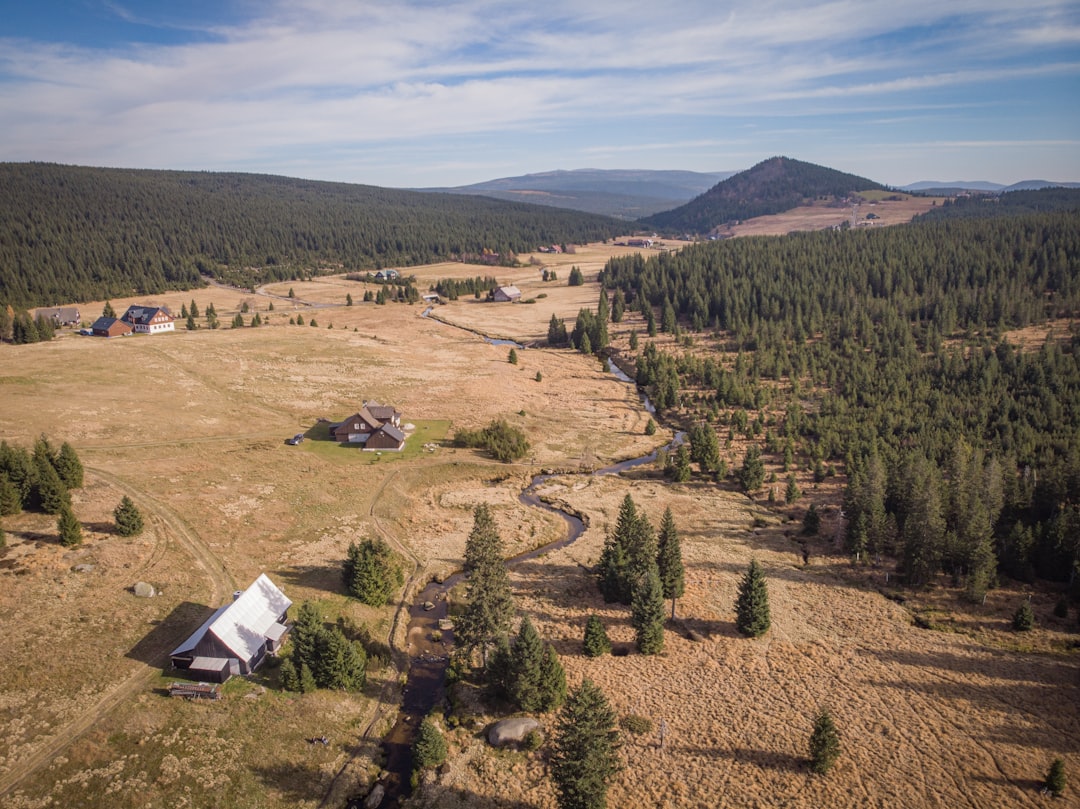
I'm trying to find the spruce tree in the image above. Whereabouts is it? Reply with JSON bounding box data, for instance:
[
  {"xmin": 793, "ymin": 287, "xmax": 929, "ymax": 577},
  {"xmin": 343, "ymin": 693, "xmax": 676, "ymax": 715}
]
[
  {"xmin": 55, "ymin": 442, "xmax": 83, "ymax": 489},
  {"xmin": 508, "ymin": 616, "xmax": 547, "ymax": 711},
  {"xmin": 457, "ymin": 507, "xmax": 515, "ymax": 667},
  {"xmin": 290, "ymin": 601, "xmax": 323, "ymax": 675},
  {"xmin": 803, "ymin": 504, "xmax": 821, "ymax": 536},
  {"xmin": 113, "ymin": 495, "xmax": 144, "ymax": 536},
  {"xmin": 298, "ymin": 662, "xmax": 317, "ymax": 693},
  {"xmin": 508, "ymin": 347, "xmax": 519, "ymax": 365},
  {"xmin": 413, "ymin": 717, "xmax": 448, "ymax": 773},
  {"xmin": 35, "ymin": 457, "xmax": 70, "ymax": 515},
  {"xmin": 551, "ymin": 679, "xmax": 622, "ymax": 809},
  {"xmin": 738, "ymin": 445, "xmax": 765, "ymax": 492},
  {"xmin": 463, "ymin": 503, "xmax": 498, "ymax": 573},
  {"xmin": 506, "ymin": 616, "xmax": 567, "ymax": 712},
  {"xmin": 189, "ymin": 299, "xmax": 199, "ymax": 318},
  {"xmin": 103, "ymin": 301, "xmax": 116, "ymax": 318},
  {"xmin": 785, "ymin": 474, "xmax": 801, "ymax": 504},
  {"xmin": 735, "ymin": 559, "xmax": 771, "ymax": 637},
  {"xmin": 632, "ymin": 566, "xmax": 666, "ymax": 655},
  {"xmin": 1012, "ymin": 600, "xmax": 1035, "ymax": 631},
  {"xmin": 809, "ymin": 709, "xmax": 841, "ymax": 775},
  {"xmin": 0, "ymin": 515, "xmax": 5, "ymax": 550},
  {"xmin": 656, "ymin": 507, "xmax": 685, "ymax": 619},
  {"xmin": 57, "ymin": 503, "xmax": 82, "ymax": 547},
  {"xmin": 0, "ymin": 474, "xmax": 20, "ymax": 516},
  {"xmin": 278, "ymin": 658, "xmax": 300, "ymax": 691},
  {"xmin": 313, "ymin": 624, "xmax": 366, "ymax": 690},
  {"xmin": 1044, "ymin": 757, "xmax": 1066, "ymax": 797},
  {"xmin": 582, "ymin": 615, "xmax": 611, "ymax": 657},
  {"xmin": 343, "ymin": 538, "xmax": 403, "ymax": 606}
]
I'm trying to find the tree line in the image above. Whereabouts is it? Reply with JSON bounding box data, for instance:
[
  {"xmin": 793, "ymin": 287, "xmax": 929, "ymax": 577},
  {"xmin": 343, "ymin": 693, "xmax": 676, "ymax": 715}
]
[{"xmin": 599, "ymin": 199, "xmax": 1080, "ymax": 593}]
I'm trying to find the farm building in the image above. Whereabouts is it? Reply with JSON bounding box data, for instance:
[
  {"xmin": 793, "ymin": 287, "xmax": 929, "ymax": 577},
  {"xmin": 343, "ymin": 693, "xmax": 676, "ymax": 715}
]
[
  {"xmin": 330, "ymin": 401, "xmax": 403, "ymax": 445},
  {"xmin": 34, "ymin": 306, "xmax": 81, "ymax": 327},
  {"xmin": 170, "ymin": 574, "xmax": 291, "ymax": 682},
  {"xmin": 365, "ymin": 423, "xmax": 407, "ymax": 451},
  {"xmin": 121, "ymin": 305, "xmax": 175, "ymax": 334},
  {"xmin": 492, "ymin": 285, "xmax": 522, "ymax": 302},
  {"xmin": 91, "ymin": 316, "xmax": 133, "ymax": 338}
]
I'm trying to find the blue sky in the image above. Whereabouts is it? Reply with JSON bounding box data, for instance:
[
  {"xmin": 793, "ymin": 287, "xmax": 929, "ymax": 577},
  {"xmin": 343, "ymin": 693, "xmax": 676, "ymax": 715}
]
[{"xmin": 1, "ymin": 0, "xmax": 1078, "ymax": 187}]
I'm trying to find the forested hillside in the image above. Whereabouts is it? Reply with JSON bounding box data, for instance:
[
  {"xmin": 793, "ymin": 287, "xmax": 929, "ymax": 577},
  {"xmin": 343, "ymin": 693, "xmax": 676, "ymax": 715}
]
[
  {"xmin": 915, "ymin": 187, "xmax": 1080, "ymax": 222},
  {"xmin": 0, "ymin": 163, "xmax": 623, "ymax": 308},
  {"xmin": 641, "ymin": 156, "xmax": 888, "ymax": 234},
  {"xmin": 603, "ymin": 200, "xmax": 1080, "ymax": 589}
]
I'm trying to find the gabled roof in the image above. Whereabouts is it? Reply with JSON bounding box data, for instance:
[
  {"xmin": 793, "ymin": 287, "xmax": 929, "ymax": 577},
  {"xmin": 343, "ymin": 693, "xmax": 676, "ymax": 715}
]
[
  {"xmin": 121, "ymin": 305, "xmax": 174, "ymax": 326},
  {"xmin": 495, "ymin": 285, "xmax": 521, "ymax": 296},
  {"xmin": 364, "ymin": 402, "xmax": 400, "ymax": 422},
  {"xmin": 91, "ymin": 316, "xmax": 132, "ymax": 334},
  {"xmin": 376, "ymin": 423, "xmax": 406, "ymax": 443},
  {"xmin": 334, "ymin": 409, "xmax": 382, "ymax": 433},
  {"xmin": 171, "ymin": 574, "xmax": 291, "ymax": 662}
]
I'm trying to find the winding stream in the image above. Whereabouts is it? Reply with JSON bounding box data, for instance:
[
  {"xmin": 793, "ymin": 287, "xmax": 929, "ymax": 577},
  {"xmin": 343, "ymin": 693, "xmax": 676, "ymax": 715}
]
[{"xmin": 365, "ymin": 336, "xmax": 681, "ymax": 808}]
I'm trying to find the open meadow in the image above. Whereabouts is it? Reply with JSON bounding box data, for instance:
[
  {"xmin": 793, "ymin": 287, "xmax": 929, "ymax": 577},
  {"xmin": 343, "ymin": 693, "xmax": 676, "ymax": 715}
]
[{"xmin": 0, "ymin": 241, "xmax": 1076, "ymax": 808}]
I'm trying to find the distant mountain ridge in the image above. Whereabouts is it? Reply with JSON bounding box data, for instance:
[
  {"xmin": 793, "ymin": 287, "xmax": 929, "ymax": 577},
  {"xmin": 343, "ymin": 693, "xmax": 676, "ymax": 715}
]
[
  {"xmin": 902, "ymin": 179, "xmax": 1080, "ymax": 193},
  {"xmin": 422, "ymin": 168, "xmax": 734, "ymax": 219},
  {"xmin": 640, "ymin": 156, "xmax": 888, "ymax": 234}
]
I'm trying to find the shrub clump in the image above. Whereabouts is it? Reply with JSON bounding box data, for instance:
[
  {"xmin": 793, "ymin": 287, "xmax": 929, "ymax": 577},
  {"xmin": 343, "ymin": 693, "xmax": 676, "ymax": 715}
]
[
  {"xmin": 453, "ymin": 418, "xmax": 530, "ymax": 462},
  {"xmin": 619, "ymin": 714, "xmax": 654, "ymax": 735}
]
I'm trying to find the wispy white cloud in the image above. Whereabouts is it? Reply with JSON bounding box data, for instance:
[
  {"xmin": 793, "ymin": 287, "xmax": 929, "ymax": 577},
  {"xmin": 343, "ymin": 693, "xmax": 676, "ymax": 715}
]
[{"xmin": 0, "ymin": 0, "xmax": 1077, "ymax": 184}]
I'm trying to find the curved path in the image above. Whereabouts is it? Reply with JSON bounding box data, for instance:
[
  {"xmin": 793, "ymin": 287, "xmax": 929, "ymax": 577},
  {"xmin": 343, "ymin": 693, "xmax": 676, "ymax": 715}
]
[{"xmin": 0, "ymin": 466, "xmax": 234, "ymax": 798}]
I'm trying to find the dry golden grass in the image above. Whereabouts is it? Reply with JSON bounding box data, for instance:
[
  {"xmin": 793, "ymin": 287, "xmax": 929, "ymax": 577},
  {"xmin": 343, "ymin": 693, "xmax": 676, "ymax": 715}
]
[
  {"xmin": 722, "ymin": 194, "xmax": 941, "ymax": 237},
  {"xmin": 1, "ymin": 243, "xmax": 1077, "ymax": 808}
]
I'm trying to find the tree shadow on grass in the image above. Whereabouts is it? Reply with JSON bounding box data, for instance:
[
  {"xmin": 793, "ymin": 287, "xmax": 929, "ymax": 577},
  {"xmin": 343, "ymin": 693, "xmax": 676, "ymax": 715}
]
[
  {"xmin": 402, "ymin": 784, "xmax": 542, "ymax": 809},
  {"xmin": 673, "ymin": 744, "xmax": 807, "ymax": 773},
  {"xmin": 278, "ymin": 563, "xmax": 346, "ymax": 595},
  {"xmin": 252, "ymin": 759, "xmax": 334, "ymax": 804},
  {"xmin": 126, "ymin": 600, "xmax": 216, "ymax": 667}
]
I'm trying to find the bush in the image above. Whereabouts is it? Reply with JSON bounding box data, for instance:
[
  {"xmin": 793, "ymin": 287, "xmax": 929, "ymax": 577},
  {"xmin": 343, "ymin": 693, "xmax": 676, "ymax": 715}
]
[
  {"xmin": 1013, "ymin": 600, "xmax": 1035, "ymax": 631},
  {"xmin": 619, "ymin": 714, "xmax": 654, "ymax": 735},
  {"xmin": 1045, "ymin": 757, "xmax": 1066, "ymax": 797},
  {"xmin": 412, "ymin": 717, "xmax": 447, "ymax": 773},
  {"xmin": 523, "ymin": 728, "xmax": 544, "ymax": 750},
  {"xmin": 582, "ymin": 615, "xmax": 611, "ymax": 657},
  {"xmin": 809, "ymin": 709, "xmax": 841, "ymax": 774},
  {"xmin": 453, "ymin": 418, "xmax": 530, "ymax": 462}
]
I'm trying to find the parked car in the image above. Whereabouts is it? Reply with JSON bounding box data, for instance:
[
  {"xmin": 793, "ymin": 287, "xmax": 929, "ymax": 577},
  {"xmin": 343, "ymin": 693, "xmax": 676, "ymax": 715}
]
[{"xmin": 286, "ymin": 433, "xmax": 305, "ymax": 445}]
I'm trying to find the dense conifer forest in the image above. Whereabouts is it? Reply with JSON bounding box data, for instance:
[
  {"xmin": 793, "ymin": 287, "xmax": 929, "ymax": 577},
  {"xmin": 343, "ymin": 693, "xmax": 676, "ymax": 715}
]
[
  {"xmin": 604, "ymin": 194, "xmax": 1080, "ymax": 588},
  {"xmin": 0, "ymin": 163, "xmax": 623, "ymax": 309},
  {"xmin": 640, "ymin": 156, "xmax": 888, "ymax": 234}
]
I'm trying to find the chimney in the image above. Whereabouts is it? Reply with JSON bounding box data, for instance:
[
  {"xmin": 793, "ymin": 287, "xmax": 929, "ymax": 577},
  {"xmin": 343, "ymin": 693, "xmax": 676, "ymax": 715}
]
[{"xmin": 232, "ymin": 590, "xmax": 243, "ymax": 602}]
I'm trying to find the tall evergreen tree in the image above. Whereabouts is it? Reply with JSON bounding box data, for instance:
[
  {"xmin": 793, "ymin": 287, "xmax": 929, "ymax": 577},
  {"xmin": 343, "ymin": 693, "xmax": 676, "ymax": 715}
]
[
  {"xmin": 57, "ymin": 503, "xmax": 82, "ymax": 547},
  {"xmin": 582, "ymin": 615, "xmax": 611, "ymax": 657},
  {"xmin": 464, "ymin": 503, "xmax": 499, "ymax": 574},
  {"xmin": 631, "ymin": 566, "xmax": 665, "ymax": 655},
  {"xmin": 809, "ymin": 709, "xmax": 841, "ymax": 775},
  {"xmin": 506, "ymin": 616, "xmax": 567, "ymax": 712},
  {"xmin": 0, "ymin": 474, "xmax": 20, "ymax": 516},
  {"xmin": 551, "ymin": 679, "xmax": 622, "ymax": 809},
  {"xmin": 313, "ymin": 625, "xmax": 366, "ymax": 690},
  {"xmin": 738, "ymin": 445, "xmax": 765, "ymax": 492},
  {"xmin": 457, "ymin": 506, "xmax": 515, "ymax": 667},
  {"xmin": 735, "ymin": 559, "xmax": 771, "ymax": 637},
  {"xmin": 113, "ymin": 495, "xmax": 145, "ymax": 536},
  {"xmin": 103, "ymin": 301, "xmax": 116, "ymax": 318},
  {"xmin": 656, "ymin": 507, "xmax": 685, "ymax": 619},
  {"xmin": 1044, "ymin": 758, "xmax": 1067, "ymax": 797},
  {"xmin": 34, "ymin": 455, "xmax": 69, "ymax": 515},
  {"xmin": 54, "ymin": 442, "xmax": 84, "ymax": 489}
]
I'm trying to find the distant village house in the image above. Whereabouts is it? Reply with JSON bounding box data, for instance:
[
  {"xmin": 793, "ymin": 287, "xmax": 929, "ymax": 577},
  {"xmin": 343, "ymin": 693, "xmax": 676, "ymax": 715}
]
[
  {"xmin": 121, "ymin": 305, "xmax": 175, "ymax": 334},
  {"xmin": 492, "ymin": 285, "xmax": 522, "ymax": 302},
  {"xmin": 329, "ymin": 401, "xmax": 406, "ymax": 451},
  {"xmin": 34, "ymin": 307, "xmax": 81, "ymax": 328},
  {"xmin": 170, "ymin": 574, "xmax": 291, "ymax": 682},
  {"xmin": 90, "ymin": 316, "xmax": 133, "ymax": 338}
]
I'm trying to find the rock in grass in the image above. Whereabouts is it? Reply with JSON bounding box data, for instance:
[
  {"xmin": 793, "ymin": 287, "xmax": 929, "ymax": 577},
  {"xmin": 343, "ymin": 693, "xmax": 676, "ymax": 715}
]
[{"xmin": 488, "ymin": 717, "xmax": 541, "ymax": 748}]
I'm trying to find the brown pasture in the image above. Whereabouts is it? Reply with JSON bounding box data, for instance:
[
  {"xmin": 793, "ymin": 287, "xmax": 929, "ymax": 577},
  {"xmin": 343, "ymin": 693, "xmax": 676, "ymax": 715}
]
[{"xmin": 0, "ymin": 241, "xmax": 1076, "ymax": 808}]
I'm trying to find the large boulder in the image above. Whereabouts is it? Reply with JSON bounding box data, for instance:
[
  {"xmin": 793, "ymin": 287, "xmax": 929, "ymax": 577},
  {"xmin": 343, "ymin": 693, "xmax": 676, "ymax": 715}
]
[
  {"xmin": 488, "ymin": 717, "xmax": 541, "ymax": 748},
  {"xmin": 363, "ymin": 783, "xmax": 384, "ymax": 809}
]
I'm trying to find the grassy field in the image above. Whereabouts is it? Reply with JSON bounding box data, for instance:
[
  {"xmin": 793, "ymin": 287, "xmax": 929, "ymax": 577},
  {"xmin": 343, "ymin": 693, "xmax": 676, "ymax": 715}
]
[{"xmin": 0, "ymin": 240, "xmax": 1077, "ymax": 808}]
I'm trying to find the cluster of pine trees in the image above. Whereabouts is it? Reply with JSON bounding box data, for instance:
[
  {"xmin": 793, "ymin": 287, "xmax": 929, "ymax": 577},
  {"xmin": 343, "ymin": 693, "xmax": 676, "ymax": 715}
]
[
  {"xmin": 0, "ymin": 307, "xmax": 57, "ymax": 344},
  {"xmin": 279, "ymin": 602, "xmax": 367, "ymax": 692},
  {"xmin": 0, "ymin": 163, "xmax": 623, "ymax": 309},
  {"xmin": 0, "ymin": 436, "xmax": 85, "ymax": 547},
  {"xmin": 596, "ymin": 496, "xmax": 684, "ymax": 653},
  {"xmin": 432, "ymin": 275, "xmax": 498, "ymax": 300}
]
